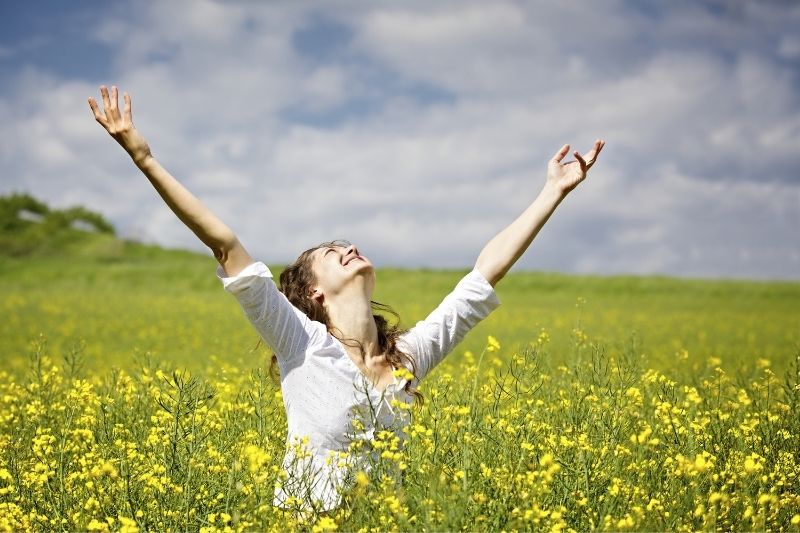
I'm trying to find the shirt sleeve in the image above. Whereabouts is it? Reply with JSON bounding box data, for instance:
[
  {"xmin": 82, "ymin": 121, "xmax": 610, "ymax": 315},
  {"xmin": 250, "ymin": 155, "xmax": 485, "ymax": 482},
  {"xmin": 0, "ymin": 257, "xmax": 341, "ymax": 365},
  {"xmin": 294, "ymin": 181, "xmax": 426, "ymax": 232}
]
[
  {"xmin": 216, "ymin": 261, "xmax": 323, "ymax": 363},
  {"xmin": 398, "ymin": 267, "xmax": 501, "ymax": 382}
]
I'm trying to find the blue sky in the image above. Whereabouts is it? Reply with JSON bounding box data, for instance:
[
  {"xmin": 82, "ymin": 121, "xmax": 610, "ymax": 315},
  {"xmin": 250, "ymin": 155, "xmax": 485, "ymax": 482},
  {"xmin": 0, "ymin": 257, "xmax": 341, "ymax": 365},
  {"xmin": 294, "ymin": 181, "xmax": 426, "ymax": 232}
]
[{"xmin": 1, "ymin": 1, "xmax": 798, "ymax": 279}]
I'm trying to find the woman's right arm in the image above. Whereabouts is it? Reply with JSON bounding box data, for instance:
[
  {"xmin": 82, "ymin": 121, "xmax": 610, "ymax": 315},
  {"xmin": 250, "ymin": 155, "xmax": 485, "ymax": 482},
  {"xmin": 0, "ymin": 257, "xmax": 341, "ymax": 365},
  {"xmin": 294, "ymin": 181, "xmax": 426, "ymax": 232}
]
[{"xmin": 88, "ymin": 85, "xmax": 253, "ymax": 276}]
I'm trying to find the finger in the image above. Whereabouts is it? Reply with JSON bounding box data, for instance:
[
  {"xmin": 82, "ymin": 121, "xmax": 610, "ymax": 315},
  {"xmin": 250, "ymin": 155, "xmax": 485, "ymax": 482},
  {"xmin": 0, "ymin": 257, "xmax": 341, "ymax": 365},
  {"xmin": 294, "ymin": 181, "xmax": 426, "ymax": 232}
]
[
  {"xmin": 585, "ymin": 139, "xmax": 606, "ymax": 166},
  {"xmin": 592, "ymin": 139, "xmax": 606, "ymax": 165},
  {"xmin": 100, "ymin": 86, "xmax": 115, "ymax": 128},
  {"xmin": 100, "ymin": 85, "xmax": 112, "ymax": 112},
  {"xmin": 87, "ymin": 97, "xmax": 108, "ymax": 125},
  {"xmin": 110, "ymin": 85, "xmax": 122, "ymax": 121},
  {"xmin": 573, "ymin": 150, "xmax": 587, "ymax": 172},
  {"xmin": 551, "ymin": 144, "xmax": 570, "ymax": 164},
  {"xmin": 584, "ymin": 140, "xmax": 601, "ymax": 164},
  {"xmin": 123, "ymin": 92, "xmax": 132, "ymax": 124}
]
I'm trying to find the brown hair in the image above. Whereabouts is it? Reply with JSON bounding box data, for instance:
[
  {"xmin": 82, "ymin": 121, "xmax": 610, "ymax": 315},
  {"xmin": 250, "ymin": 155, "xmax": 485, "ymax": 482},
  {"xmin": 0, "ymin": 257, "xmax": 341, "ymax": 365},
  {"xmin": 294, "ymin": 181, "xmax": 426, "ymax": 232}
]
[{"xmin": 272, "ymin": 240, "xmax": 423, "ymax": 402}]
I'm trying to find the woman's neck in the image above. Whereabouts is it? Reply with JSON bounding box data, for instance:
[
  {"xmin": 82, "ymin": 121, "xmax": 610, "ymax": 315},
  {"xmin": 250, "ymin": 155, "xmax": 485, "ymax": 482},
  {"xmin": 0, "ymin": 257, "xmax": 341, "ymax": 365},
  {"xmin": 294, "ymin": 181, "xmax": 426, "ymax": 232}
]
[{"xmin": 326, "ymin": 293, "xmax": 382, "ymax": 366}]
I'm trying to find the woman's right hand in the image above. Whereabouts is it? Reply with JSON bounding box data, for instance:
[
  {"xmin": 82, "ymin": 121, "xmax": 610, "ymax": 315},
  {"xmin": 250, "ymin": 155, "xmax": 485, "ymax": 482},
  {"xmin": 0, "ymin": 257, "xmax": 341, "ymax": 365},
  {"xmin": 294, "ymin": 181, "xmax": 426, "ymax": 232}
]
[{"xmin": 88, "ymin": 85, "xmax": 152, "ymax": 166}]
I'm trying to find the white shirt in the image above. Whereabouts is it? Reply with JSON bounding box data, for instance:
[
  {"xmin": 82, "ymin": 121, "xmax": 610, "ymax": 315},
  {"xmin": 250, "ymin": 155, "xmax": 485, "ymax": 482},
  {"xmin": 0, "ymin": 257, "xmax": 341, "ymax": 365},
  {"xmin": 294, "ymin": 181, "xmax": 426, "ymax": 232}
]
[{"xmin": 216, "ymin": 261, "xmax": 501, "ymax": 512}]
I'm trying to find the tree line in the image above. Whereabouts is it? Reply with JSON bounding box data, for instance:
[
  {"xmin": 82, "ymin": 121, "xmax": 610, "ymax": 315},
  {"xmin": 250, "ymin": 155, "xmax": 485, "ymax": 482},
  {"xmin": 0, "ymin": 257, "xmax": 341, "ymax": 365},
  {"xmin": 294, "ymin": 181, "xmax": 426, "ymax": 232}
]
[{"xmin": 1, "ymin": 192, "xmax": 116, "ymax": 256}]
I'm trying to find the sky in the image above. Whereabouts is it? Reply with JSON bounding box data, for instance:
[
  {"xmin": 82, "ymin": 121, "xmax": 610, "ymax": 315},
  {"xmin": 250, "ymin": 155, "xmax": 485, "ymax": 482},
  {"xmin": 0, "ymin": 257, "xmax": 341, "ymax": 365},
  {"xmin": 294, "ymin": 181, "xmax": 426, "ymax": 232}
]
[{"xmin": 1, "ymin": 0, "xmax": 798, "ymax": 280}]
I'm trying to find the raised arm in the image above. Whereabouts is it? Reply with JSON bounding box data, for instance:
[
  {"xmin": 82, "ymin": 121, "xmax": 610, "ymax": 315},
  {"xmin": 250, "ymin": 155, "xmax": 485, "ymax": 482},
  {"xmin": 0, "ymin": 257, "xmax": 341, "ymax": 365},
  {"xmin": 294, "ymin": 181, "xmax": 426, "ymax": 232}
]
[
  {"xmin": 87, "ymin": 85, "xmax": 254, "ymax": 276},
  {"xmin": 475, "ymin": 140, "xmax": 605, "ymax": 287}
]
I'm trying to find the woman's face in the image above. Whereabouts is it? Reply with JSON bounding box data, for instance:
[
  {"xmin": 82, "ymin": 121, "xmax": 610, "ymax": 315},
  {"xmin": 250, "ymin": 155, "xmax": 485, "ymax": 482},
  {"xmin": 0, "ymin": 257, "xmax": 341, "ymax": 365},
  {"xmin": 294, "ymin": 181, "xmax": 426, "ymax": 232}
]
[{"xmin": 310, "ymin": 242, "xmax": 375, "ymax": 301}]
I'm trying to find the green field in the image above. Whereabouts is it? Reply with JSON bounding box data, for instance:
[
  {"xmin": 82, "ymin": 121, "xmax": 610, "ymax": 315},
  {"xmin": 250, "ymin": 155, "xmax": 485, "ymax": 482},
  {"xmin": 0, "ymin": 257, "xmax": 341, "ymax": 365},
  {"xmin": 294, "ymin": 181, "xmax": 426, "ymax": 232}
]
[
  {"xmin": 2, "ymin": 232, "xmax": 797, "ymax": 381},
  {"xmin": 2, "ymin": 215, "xmax": 800, "ymax": 531}
]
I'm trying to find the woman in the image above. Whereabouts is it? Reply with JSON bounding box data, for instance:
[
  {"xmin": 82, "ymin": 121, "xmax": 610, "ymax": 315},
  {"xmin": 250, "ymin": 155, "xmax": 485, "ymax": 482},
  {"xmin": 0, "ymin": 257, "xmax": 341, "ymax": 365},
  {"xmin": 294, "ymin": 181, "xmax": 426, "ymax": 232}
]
[{"xmin": 88, "ymin": 85, "xmax": 605, "ymax": 514}]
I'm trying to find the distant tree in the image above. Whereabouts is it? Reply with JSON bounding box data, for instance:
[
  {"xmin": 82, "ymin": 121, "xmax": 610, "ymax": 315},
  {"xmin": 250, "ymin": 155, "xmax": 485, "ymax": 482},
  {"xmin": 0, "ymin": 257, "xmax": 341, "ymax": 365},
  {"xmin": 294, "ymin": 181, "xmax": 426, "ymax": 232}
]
[
  {"xmin": 0, "ymin": 192, "xmax": 115, "ymax": 235},
  {"xmin": 0, "ymin": 192, "xmax": 117, "ymax": 256},
  {"xmin": 53, "ymin": 206, "xmax": 116, "ymax": 235},
  {"xmin": 0, "ymin": 192, "xmax": 50, "ymax": 232}
]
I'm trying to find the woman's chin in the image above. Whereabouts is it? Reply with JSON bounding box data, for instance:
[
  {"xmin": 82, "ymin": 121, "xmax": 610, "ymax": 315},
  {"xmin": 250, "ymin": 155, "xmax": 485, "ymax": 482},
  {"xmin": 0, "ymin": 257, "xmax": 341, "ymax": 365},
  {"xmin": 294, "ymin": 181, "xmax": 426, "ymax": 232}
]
[
  {"xmin": 350, "ymin": 260, "xmax": 373, "ymax": 272},
  {"xmin": 351, "ymin": 263, "xmax": 376, "ymax": 284}
]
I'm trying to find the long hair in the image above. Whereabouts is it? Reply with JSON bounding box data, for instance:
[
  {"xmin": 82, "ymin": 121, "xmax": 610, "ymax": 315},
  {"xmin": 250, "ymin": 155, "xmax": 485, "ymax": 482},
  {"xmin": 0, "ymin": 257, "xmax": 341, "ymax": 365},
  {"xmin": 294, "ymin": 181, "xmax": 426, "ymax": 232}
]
[{"xmin": 272, "ymin": 240, "xmax": 423, "ymax": 402}]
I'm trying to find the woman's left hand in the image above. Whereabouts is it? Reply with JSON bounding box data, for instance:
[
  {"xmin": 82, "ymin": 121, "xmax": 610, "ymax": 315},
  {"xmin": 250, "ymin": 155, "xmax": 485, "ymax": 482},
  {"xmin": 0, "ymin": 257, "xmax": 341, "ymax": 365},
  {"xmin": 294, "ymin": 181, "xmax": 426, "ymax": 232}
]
[{"xmin": 546, "ymin": 139, "xmax": 605, "ymax": 195}]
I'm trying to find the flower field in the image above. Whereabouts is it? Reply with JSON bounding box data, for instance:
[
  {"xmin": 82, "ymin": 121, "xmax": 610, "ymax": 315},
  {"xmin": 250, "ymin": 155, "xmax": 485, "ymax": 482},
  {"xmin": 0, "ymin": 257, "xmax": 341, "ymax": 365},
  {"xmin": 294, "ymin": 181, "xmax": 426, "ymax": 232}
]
[{"xmin": 1, "ymin": 249, "xmax": 799, "ymax": 531}]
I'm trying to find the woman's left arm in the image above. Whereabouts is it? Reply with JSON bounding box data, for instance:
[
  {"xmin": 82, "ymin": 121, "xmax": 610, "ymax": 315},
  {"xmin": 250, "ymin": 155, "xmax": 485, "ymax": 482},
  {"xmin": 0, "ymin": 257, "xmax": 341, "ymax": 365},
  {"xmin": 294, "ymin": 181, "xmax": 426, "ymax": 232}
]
[{"xmin": 475, "ymin": 140, "xmax": 605, "ymax": 287}]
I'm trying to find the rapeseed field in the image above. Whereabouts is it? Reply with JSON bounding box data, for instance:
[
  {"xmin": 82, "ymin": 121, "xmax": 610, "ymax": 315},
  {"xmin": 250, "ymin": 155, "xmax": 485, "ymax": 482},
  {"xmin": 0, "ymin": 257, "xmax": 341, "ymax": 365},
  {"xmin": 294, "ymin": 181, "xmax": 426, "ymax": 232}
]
[
  {"xmin": 2, "ymin": 333, "xmax": 799, "ymax": 531},
  {"xmin": 1, "ymin": 245, "xmax": 799, "ymax": 531}
]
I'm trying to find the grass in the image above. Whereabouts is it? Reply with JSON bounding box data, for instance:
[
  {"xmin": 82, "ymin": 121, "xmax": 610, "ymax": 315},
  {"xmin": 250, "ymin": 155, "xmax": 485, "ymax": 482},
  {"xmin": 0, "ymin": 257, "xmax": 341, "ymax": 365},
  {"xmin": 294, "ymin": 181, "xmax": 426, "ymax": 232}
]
[{"xmin": 1, "ymin": 240, "xmax": 797, "ymax": 380}]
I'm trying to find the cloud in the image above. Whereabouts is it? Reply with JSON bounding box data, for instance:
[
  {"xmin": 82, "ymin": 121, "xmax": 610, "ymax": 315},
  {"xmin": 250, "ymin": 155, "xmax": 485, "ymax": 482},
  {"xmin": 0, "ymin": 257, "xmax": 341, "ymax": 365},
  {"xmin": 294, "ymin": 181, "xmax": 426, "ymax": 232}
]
[{"xmin": 0, "ymin": 0, "xmax": 797, "ymax": 279}]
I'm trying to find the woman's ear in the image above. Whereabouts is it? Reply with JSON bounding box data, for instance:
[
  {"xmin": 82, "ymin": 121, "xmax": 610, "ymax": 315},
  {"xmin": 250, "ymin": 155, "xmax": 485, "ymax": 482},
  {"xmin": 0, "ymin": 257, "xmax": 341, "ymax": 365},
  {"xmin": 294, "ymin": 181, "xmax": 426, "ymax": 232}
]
[{"xmin": 309, "ymin": 287, "xmax": 324, "ymax": 304}]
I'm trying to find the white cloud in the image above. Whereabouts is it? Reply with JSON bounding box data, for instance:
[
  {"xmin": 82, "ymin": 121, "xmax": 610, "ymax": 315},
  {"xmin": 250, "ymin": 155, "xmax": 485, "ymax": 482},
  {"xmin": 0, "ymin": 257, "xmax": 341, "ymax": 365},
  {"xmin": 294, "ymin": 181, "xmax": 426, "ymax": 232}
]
[
  {"xmin": 778, "ymin": 36, "xmax": 800, "ymax": 59},
  {"xmin": 0, "ymin": 0, "xmax": 798, "ymax": 280}
]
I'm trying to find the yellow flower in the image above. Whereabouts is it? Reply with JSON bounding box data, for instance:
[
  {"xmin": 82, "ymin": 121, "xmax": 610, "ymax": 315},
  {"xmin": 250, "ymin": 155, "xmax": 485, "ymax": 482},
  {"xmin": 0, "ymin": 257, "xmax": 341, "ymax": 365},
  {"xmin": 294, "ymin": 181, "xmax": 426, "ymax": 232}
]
[
  {"xmin": 646, "ymin": 498, "xmax": 662, "ymax": 512},
  {"xmin": 694, "ymin": 504, "xmax": 705, "ymax": 517},
  {"xmin": 355, "ymin": 471, "xmax": 369, "ymax": 488},
  {"xmin": 392, "ymin": 367, "xmax": 415, "ymax": 381},
  {"xmin": 694, "ymin": 454, "xmax": 708, "ymax": 472},
  {"xmin": 86, "ymin": 518, "xmax": 108, "ymax": 532},
  {"xmin": 118, "ymin": 516, "xmax": 139, "ymax": 533},
  {"xmin": 616, "ymin": 514, "xmax": 634, "ymax": 529},
  {"xmin": 757, "ymin": 494, "xmax": 776, "ymax": 506},
  {"xmin": 487, "ymin": 336, "xmax": 501, "ymax": 352},
  {"xmin": 384, "ymin": 495, "xmax": 403, "ymax": 515},
  {"xmin": 630, "ymin": 424, "xmax": 652, "ymax": 445},
  {"xmin": 536, "ymin": 328, "xmax": 550, "ymax": 345},
  {"xmin": 708, "ymin": 492, "xmax": 726, "ymax": 504},
  {"xmin": 625, "ymin": 387, "xmax": 643, "ymax": 404},
  {"xmin": 737, "ymin": 389, "xmax": 752, "ymax": 406},
  {"xmin": 312, "ymin": 516, "xmax": 338, "ymax": 532},
  {"xmin": 743, "ymin": 454, "xmax": 763, "ymax": 474}
]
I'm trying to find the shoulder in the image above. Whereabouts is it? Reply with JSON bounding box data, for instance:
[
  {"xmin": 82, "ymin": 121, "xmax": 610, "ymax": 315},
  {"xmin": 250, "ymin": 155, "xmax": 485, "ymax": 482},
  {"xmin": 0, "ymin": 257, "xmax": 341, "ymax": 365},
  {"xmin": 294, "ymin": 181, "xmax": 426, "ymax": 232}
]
[{"xmin": 215, "ymin": 261, "xmax": 274, "ymax": 293}]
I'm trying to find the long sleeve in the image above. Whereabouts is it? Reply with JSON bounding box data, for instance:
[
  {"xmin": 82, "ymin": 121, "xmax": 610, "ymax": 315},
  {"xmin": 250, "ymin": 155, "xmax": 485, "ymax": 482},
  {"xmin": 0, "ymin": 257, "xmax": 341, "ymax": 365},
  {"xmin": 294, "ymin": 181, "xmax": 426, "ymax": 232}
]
[
  {"xmin": 216, "ymin": 261, "xmax": 324, "ymax": 363},
  {"xmin": 398, "ymin": 268, "xmax": 501, "ymax": 382}
]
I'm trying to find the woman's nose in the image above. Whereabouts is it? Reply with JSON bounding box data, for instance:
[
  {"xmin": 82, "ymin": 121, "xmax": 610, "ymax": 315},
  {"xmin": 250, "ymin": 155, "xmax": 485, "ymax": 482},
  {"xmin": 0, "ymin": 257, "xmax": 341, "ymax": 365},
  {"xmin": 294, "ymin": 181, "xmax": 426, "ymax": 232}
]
[{"xmin": 346, "ymin": 244, "xmax": 359, "ymax": 256}]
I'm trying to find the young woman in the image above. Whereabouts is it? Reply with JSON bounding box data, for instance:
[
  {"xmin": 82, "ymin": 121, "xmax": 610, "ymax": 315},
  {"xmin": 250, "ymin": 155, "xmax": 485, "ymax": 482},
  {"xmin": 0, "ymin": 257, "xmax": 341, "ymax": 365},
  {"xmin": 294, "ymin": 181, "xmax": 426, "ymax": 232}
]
[{"xmin": 88, "ymin": 85, "xmax": 605, "ymax": 513}]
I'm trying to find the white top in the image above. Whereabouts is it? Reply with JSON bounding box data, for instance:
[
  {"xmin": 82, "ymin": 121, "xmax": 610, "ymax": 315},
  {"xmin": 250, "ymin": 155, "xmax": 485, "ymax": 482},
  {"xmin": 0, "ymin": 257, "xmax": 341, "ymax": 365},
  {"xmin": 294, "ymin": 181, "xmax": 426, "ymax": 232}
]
[{"xmin": 216, "ymin": 261, "xmax": 501, "ymax": 512}]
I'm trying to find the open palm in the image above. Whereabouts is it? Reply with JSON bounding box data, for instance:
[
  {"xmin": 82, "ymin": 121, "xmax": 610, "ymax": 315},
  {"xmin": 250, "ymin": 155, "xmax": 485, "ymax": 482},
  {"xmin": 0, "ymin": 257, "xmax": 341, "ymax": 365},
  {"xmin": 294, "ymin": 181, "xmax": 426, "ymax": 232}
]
[
  {"xmin": 546, "ymin": 140, "xmax": 605, "ymax": 195},
  {"xmin": 88, "ymin": 86, "xmax": 151, "ymax": 165}
]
